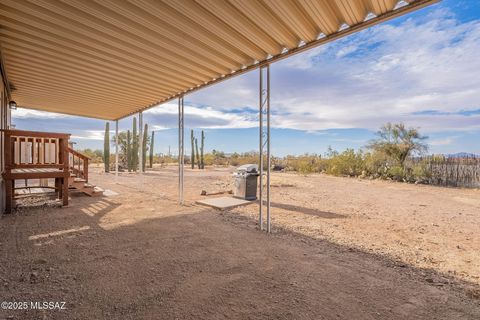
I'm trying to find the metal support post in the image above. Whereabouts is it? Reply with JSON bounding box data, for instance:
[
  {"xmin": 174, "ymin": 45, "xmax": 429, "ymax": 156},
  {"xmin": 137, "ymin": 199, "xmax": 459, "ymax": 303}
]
[
  {"xmin": 178, "ymin": 96, "xmax": 185, "ymax": 205},
  {"xmin": 259, "ymin": 64, "xmax": 271, "ymax": 232},
  {"xmin": 139, "ymin": 111, "xmax": 143, "ymax": 173},
  {"xmin": 115, "ymin": 120, "xmax": 119, "ymax": 177}
]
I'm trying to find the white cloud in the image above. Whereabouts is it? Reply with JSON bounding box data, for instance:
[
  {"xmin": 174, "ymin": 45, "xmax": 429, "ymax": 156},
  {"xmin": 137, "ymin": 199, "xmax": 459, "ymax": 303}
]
[
  {"xmin": 281, "ymin": 45, "xmax": 329, "ymax": 70},
  {"xmin": 71, "ymin": 130, "xmax": 104, "ymax": 140},
  {"xmin": 145, "ymin": 102, "xmax": 257, "ymax": 129},
  {"xmin": 430, "ymin": 136, "xmax": 458, "ymax": 146},
  {"xmin": 13, "ymin": 108, "xmax": 70, "ymax": 119},
  {"xmin": 335, "ymin": 45, "xmax": 358, "ymax": 58},
  {"xmin": 180, "ymin": 6, "xmax": 480, "ymax": 134}
]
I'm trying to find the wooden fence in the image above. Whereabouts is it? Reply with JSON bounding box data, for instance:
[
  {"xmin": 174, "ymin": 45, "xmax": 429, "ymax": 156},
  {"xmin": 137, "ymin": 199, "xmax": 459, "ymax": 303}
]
[{"xmin": 408, "ymin": 155, "xmax": 480, "ymax": 188}]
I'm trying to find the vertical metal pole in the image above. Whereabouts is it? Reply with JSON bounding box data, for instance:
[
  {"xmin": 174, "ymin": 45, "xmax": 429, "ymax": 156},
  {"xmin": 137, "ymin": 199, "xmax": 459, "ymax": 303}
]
[
  {"xmin": 259, "ymin": 67, "xmax": 264, "ymax": 231},
  {"xmin": 259, "ymin": 64, "xmax": 271, "ymax": 233},
  {"xmin": 115, "ymin": 120, "xmax": 119, "ymax": 178},
  {"xmin": 178, "ymin": 96, "xmax": 184, "ymax": 205},
  {"xmin": 181, "ymin": 97, "xmax": 184, "ymax": 204},
  {"xmin": 139, "ymin": 111, "xmax": 143, "ymax": 174},
  {"xmin": 178, "ymin": 97, "xmax": 182, "ymax": 204},
  {"xmin": 266, "ymin": 64, "xmax": 271, "ymax": 233}
]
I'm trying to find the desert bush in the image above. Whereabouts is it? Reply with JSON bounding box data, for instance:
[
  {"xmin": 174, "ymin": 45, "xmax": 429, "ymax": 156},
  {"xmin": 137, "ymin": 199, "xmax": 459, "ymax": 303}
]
[
  {"xmin": 156, "ymin": 154, "xmax": 177, "ymax": 165},
  {"xmin": 364, "ymin": 151, "xmax": 390, "ymax": 178},
  {"xmin": 284, "ymin": 154, "xmax": 325, "ymax": 174},
  {"xmin": 229, "ymin": 152, "xmax": 259, "ymax": 167},
  {"xmin": 326, "ymin": 149, "xmax": 365, "ymax": 176},
  {"xmin": 77, "ymin": 149, "xmax": 103, "ymax": 163},
  {"xmin": 405, "ymin": 160, "xmax": 431, "ymax": 183},
  {"xmin": 203, "ymin": 150, "xmax": 229, "ymax": 166},
  {"xmin": 387, "ymin": 165, "xmax": 405, "ymax": 181}
]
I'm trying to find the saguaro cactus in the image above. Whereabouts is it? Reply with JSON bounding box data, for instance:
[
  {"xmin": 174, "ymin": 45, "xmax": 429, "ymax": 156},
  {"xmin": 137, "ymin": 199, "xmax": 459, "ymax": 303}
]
[
  {"xmin": 195, "ymin": 138, "xmax": 200, "ymax": 169},
  {"xmin": 127, "ymin": 130, "xmax": 132, "ymax": 172},
  {"xmin": 104, "ymin": 122, "xmax": 110, "ymax": 172},
  {"xmin": 149, "ymin": 131, "xmax": 154, "ymax": 168},
  {"xmin": 142, "ymin": 123, "xmax": 148, "ymax": 172},
  {"xmin": 200, "ymin": 130, "xmax": 205, "ymax": 169},
  {"xmin": 190, "ymin": 129, "xmax": 195, "ymax": 169},
  {"xmin": 132, "ymin": 117, "xmax": 138, "ymax": 171}
]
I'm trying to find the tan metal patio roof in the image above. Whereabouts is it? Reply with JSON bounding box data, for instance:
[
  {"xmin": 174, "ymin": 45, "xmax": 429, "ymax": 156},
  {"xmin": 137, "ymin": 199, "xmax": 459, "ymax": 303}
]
[{"xmin": 0, "ymin": 0, "xmax": 438, "ymax": 120}]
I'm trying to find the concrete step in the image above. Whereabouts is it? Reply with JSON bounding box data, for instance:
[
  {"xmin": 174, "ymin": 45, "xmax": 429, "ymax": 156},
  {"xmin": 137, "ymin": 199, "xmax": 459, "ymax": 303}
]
[
  {"xmin": 80, "ymin": 184, "xmax": 104, "ymax": 197},
  {"xmin": 91, "ymin": 186, "xmax": 104, "ymax": 197}
]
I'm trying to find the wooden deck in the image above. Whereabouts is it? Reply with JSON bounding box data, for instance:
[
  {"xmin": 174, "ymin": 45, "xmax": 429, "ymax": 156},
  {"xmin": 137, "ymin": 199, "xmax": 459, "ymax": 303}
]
[{"xmin": 1, "ymin": 129, "xmax": 102, "ymax": 213}]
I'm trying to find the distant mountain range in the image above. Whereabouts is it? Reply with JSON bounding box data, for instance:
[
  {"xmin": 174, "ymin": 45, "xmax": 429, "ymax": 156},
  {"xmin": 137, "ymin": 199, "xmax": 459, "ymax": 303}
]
[{"xmin": 446, "ymin": 152, "xmax": 480, "ymax": 158}]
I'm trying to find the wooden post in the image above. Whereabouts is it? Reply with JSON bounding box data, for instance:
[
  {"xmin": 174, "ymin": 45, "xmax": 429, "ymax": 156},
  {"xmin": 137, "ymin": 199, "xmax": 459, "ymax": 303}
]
[
  {"xmin": 5, "ymin": 180, "xmax": 12, "ymax": 214},
  {"xmin": 55, "ymin": 178, "xmax": 61, "ymax": 199},
  {"xmin": 83, "ymin": 158, "xmax": 88, "ymax": 182},
  {"xmin": 40, "ymin": 138, "xmax": 44, "ymax": 164},
  {"xmin": 33, "ymin": 137, "xmax": 37, "ymax": 164},
  {"xmin": 59, "ymin": 137, "xmax": 69, "ymax": 206},
  {"xmin": 4, "ymin": 132, "xmax": 12, "ymax": 213},
  {"xmin": 14, "ymin": 137, "xmax": 19, "ymax": 164},
  {"xmin": 55, "ymin": 138, "xmax": 60, "ymax": 164}
]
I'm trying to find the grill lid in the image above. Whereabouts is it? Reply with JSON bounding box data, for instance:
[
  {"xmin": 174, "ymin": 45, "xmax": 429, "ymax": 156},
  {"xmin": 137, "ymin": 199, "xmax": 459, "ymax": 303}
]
[{"xmin": 236, "ymin": 164, "xmax": 258, "ymax": 173}]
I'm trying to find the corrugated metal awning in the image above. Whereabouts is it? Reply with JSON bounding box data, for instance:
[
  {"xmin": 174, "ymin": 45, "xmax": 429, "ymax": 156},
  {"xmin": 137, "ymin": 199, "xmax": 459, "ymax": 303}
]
[{"xmin": 0, "ymin": 0, "xmax": 438, "ymax": 120}]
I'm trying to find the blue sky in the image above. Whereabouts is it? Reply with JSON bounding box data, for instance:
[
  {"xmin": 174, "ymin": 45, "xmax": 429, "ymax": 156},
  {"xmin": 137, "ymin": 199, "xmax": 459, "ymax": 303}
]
[{"xmin": 12, "ymin": 0, "xmax": 480, "ymax": 156}]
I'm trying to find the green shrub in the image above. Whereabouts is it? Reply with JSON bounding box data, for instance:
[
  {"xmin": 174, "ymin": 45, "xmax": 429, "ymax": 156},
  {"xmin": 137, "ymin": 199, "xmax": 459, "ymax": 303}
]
[
  {"xmin": 284, "ymin": 154, "xmax": 325, "ymax": 174},
  {"xmin": 387, "ymin": 165, "xmax": 405, "ymax": 181},
  {"xmin": 364, "ymin": 151, "xmax": 390, "ymax": 178},
  {"xmin": 326, "ymin": 149, "xmax": 365, "ymax": 176}
]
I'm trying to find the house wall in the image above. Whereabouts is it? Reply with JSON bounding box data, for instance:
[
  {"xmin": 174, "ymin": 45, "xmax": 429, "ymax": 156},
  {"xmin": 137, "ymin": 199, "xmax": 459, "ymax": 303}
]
[{"xmin": 0, "ymin": 74, "xmax": 11, "ymax": 214}]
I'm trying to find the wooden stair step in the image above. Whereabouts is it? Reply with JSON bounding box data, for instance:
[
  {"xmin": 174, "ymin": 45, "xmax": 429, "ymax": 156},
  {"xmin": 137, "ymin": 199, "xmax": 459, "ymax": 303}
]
[{"xmin": 70, "ymin": 181, "xmax": 86, "ymax": 188}]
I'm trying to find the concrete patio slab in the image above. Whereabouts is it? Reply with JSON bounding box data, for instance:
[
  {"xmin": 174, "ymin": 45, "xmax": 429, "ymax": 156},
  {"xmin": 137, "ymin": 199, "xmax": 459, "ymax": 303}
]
[{"xmin": 196, "ymin": 197, "xmax": 253, "ymax": 210}]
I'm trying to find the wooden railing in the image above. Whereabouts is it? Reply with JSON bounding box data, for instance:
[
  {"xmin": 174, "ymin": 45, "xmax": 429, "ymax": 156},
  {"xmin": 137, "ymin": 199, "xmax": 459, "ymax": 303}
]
[
  {"xmin": 1, "ymin": 129, "xmax": 71, "ymax": 213},
  {"xmin": 2, "ymin": 129, "xmax": 70, "ymax": 173},
  {"xmin": 68, "ymin": 147, "xmax": 90, "ymax": 182},
  {"xmin": 1, "ymin": 129, "xmax": 94, "ymax": 213}
]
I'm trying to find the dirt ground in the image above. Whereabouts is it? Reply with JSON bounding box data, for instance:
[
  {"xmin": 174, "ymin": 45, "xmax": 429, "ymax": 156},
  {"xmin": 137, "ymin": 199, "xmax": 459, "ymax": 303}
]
[
  {"xmin": 0, "ymin": 165, "xmax": 479, "ymax": 319},
  {"xmin": 230, "ymin": 170, "xmax": 480, "ymax": 286}
]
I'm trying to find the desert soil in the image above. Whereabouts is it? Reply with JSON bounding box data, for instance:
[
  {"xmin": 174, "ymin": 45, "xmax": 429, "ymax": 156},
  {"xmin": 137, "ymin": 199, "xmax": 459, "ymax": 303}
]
[{"xmin": 0, "ymin": 165, "xmax": 479, "ymax": 319}]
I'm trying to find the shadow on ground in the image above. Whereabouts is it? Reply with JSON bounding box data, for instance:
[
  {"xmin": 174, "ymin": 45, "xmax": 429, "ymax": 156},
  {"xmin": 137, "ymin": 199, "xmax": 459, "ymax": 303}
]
[
  {"xmin": 269, "ymin": 201, "xmax": 346, "ymax": 219},
  {"xmin": 0, "ymin": 193, "xmax": 479, "ymax": 320}
]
